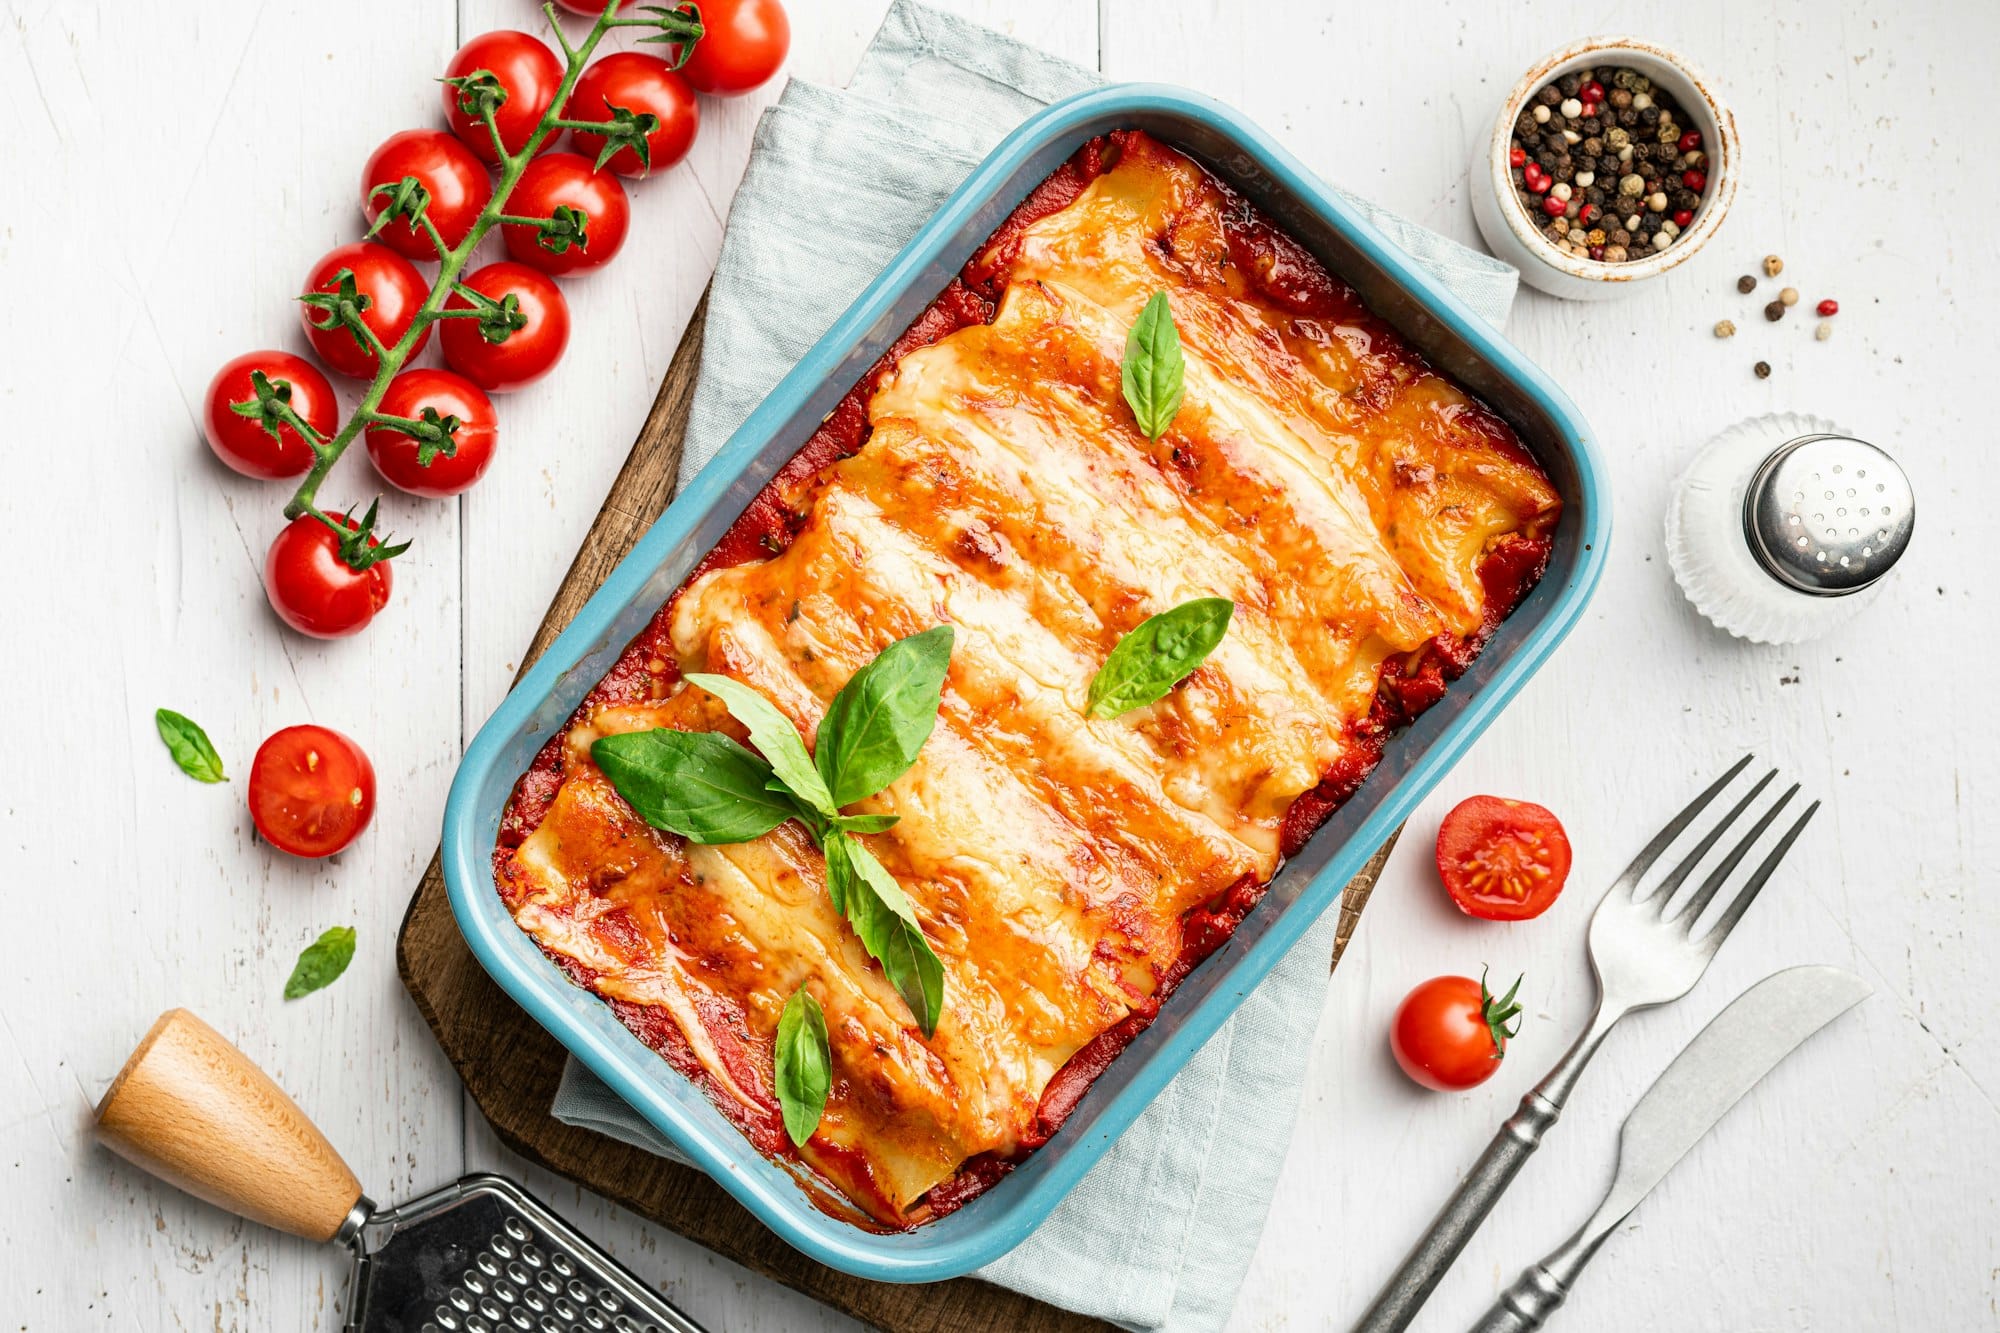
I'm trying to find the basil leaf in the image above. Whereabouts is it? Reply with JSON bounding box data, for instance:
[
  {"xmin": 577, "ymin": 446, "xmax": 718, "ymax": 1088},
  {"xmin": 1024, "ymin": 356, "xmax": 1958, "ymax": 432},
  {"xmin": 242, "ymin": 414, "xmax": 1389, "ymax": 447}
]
[
  {"xmin": 155, "ymin": 708, "xmax": 226, "ymax": 783},
  {"xmin": 1120, "ymin": 291, "xmax": 1186, "ymax": 441},
  {"xmin": 814, "ymin": 626, "xmax": 955, "ymax": 808},
  {"xmin": 1086, "ymin": 598, "xmax": 1234, "ymax": 719},
  {"xmin": 284, "ymin": 926, "xmax": 356, "ymax": 999},
  {"xmin": 830, "ymin": 813, "xmax": 900, "ymax": 835},
  {"xmin": 592, "ymin": 729, "xmax": 795, "ymax": 844},
  {"xmin": 825, "ymin": 832, "xmax": 946, "ymax": 1037},
  {"xmin": 685, "ymin": 673, "xmax": 837, "ymax": 817},
  {"xmin": 774, "ymin": 986, "xmax": 831, "ymax": 1148}
]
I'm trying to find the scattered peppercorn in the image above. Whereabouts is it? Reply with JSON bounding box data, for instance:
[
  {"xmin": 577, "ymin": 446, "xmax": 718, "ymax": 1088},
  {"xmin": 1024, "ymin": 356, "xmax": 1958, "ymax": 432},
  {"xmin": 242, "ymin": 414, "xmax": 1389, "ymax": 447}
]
[
  {"xmin": 1764, "ymin": 299, "xmax": 1787, "ymax": 322},
  {"xmin": 1737, "ymin": 274, "xmax": 1757, "ymax": 294},
  {"xmin": 1815, "ymin": 320, "xmax": 1834, "ymax": 341},
  {"xmin": 1816, "ymin": 298, "xmax": 1839, "ymax": 317},
  {"xmin": 1754, "ymin": 360, "xmax": 1772, "ymax": 378},
  {"xmin": 1779, "ymin": 286, "xmax": 1800, "ymax": 307},
  {"xmin": 1507, "ymin": 65, "xmax": 1707, "ymax": 265},
  {"xmin": 1763, "ymin": 254, "xmax": 1784, "ymax": 277},
  {"xmin": 1714, "ymin": 319, "xmax": 1736, "ymax": 338}
]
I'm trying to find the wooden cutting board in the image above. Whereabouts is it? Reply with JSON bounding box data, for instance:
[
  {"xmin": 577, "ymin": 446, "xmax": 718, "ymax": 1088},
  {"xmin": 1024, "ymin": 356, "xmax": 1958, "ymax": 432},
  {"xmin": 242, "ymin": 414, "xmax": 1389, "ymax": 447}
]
[{"xmin": 396, "ymin": 294, "xmax": 1393, "ymax": 1333}]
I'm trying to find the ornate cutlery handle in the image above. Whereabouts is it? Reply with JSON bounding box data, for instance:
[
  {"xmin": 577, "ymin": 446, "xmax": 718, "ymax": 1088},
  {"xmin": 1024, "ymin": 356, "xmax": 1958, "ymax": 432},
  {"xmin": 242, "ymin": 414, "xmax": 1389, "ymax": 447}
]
[{"xmin": 1351, "ymin": 1002, "xmax": 1620, "ymax": 1333}]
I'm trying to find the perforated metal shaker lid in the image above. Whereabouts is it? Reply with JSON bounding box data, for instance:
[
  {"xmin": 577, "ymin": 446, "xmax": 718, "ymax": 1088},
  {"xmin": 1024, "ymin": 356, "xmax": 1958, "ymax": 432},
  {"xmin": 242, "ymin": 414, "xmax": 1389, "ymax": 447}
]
[{"xmin": 1742, "ymin": 434, "xmax": 1914, "ymax": 596}]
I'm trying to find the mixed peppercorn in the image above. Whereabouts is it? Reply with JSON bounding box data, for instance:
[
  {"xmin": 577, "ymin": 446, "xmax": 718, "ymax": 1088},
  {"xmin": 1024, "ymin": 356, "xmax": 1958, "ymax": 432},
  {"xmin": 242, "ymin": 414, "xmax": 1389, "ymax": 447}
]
[
  {"xmin": 1508, "ymin": 65, "xmax": 1708, "ymax": 264},
  {"xmin": 1715, "ymin": 254, "xmax": 1843, "ymax": 374}
]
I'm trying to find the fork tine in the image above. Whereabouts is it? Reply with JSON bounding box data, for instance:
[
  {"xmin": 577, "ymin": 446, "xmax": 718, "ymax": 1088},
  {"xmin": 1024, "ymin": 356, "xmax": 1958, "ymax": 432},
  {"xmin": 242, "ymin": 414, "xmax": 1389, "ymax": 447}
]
[
  {"xmin": 1641, "ymin": 769, "xmax": 1779, "ymax": 912},
  {"xmin": 1609, "ymin": 754, "xmax": 1756, "ymax": 896},
  {"xmin": 1700, "ymin": 799, "xmax": 1820, "ymax": 948},
  {"xmin": 1669, "ymin": 781, "xmax": 1795, "ymax": 924}
]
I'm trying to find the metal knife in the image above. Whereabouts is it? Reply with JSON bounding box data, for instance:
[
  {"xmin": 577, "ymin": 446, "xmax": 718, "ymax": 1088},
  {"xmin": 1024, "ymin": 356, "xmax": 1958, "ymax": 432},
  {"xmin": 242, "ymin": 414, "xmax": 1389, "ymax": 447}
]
[{"xmin": 1466, "ymin": 964, "xmax": 1871, "ymax": 1333}]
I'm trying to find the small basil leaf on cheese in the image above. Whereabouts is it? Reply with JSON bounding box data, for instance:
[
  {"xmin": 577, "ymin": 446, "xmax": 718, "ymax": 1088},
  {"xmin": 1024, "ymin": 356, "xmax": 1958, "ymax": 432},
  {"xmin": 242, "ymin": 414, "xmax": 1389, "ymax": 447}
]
[
  {"xmin": 825, "ymin": 831, "xmax": 946, "ymax": 1037},
  {"xmin": 1086, "ymin": 598, "xmax": 1234, "ymax": 719},
  {"xmin": 829, "ymin": 813, "xmax": 900, "ymax": 835},
  {"xmin": 284, "ymin": 926, "xmax": 356, "ymax": 999},
  {"xmin": 814, "ymin": 625, "xmax": 954, "ymax": 808},
  {"xmin": 592, "ymin": 729, "xmax": 795, "ymax": 844},
  {"xmin": 1120, "ymin": 291, "xmax": 1186, "ymax": 441},
  {"xmin": 685, "ymin": 672, "xmax": 838, "ymax": 817},
  {"xmin": 774, "ymin": 985, "xmax": 831, "ymax": 1148},
  {"xmin": 155, "ymin": 708, "xmax": 226, "ymax": 783}
]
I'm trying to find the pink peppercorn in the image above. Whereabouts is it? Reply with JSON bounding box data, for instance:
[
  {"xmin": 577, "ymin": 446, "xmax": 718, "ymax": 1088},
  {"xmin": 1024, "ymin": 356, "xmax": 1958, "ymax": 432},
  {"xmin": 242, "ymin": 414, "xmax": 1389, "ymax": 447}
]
[
  {"xmin": 1816, "ymin": 298, "xmax": 1839, "ymax": 317},
  {"xmin": 1542, "ymin": 193, "xmax": 1567, "ymax": 217},
  {"xmin": 1589, "ymin": 245, "xmax": 1606, "ymax": 261},
  {"xmin": 1678, "ymin": 130, "xmax": 1702, "ymax": 152},
  {"xmin": 1672, "ymin": 209, "xmax": 1694, "ymax": 228},
  {"xmin": 1578, "ymin": 203, "xmax": 1599, "ymax": 225},
  {"xmin": 1510, "ymin": 145, "xmax": 1526, "ymax": 167},
  {"xmin": 1682, "ymin": 169, "xmax": 1707, "ymax": 192},
  {"xmin": 1524, "ymin": 164, "xmax": 1551, "ymax": 193},
  {"xmin": 1580, "ymin": 79, "xmax": 1606, "ymax": 102}
]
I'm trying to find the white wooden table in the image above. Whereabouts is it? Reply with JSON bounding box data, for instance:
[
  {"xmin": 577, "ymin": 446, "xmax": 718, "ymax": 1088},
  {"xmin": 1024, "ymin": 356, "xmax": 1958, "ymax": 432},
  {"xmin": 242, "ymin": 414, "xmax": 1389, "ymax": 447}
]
[{"xmin": 4, "ymin": 1, "xmax": 1994, "ymax": 1328}]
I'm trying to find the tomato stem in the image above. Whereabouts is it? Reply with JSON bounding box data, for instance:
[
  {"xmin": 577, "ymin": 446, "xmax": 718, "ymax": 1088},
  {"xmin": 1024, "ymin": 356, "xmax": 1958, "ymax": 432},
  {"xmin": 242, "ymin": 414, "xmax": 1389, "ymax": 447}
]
[
  {"xmin": 1479, "ymin": 966, "xmax": 1526, "ymax": 1057},
  {"xmin": 278, "ymin": 2, "xmax": 700, "ymax": 563}
]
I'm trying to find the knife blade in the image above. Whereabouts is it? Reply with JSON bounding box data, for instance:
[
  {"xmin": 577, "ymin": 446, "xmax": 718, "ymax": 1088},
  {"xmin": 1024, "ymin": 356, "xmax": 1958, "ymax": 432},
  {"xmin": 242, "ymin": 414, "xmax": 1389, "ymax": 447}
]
[{"xmin": 1467, "ymin": 965, "xmax": 1871, "ymax": 1333}]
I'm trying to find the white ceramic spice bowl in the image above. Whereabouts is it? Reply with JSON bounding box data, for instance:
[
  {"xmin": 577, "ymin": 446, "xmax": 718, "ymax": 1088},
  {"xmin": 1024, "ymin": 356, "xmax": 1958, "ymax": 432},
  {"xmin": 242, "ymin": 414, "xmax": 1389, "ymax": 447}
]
[{"xmin": 1470, "ymin": 36, "xmax": 1740, "ymax": 301}]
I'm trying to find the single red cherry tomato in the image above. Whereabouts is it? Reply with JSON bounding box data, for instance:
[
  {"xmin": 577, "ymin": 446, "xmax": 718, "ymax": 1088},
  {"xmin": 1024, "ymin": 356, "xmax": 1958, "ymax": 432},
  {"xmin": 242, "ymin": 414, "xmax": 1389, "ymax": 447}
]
[
  {"xmin": 439, "ymin": 262, "xmax": 571, "ymax": 392},
  {"xmin": 1435, "ymin": 795, "xmax": 1573, "ymax": 921},
  {"xmin": 442, "ymin": 31, "xmax": 566, "ymax": 165},
  {"xmin": 502, "ymin": 153, "xmax": 631, "ymax": 275},
  {"xmin": 299, "ymin": 243, "xmax": 431, "ymax": 380},
  {"xmin": 568, "ymin": 53, "xmax": 699, "ymax": 178},
  {"xmin": 678, "ymin": 0, "xmax": 789, "ymax": 96},
  {"xmin": 249, "ymin": 725, "xmax": 377, "ymax": 859},
  {"xmin": 263, "ymin": 511, "xmax": 395, "ymax": 638},
  {"xmin": 360, "ymin": 129, "xmax": 494, "ymax": 262},
  {"xmin": 201, "ymin": 351, "xmax": 337, "ymax": 480},
  {"xmin": 1390, "ymin": 971, "xmax": 1524, "ymax": 1092},
  {"xmin": 366, "ymin": 369, "xmax": 498, "ymax": 498}
]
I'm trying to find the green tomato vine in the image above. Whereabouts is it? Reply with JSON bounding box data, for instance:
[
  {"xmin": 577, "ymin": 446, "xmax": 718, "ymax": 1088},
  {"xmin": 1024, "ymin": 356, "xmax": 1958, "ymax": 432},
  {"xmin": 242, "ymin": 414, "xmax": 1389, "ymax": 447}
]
[{"xmin": 245, "ymin": 1, "xmax": 703, "ymax": 570}]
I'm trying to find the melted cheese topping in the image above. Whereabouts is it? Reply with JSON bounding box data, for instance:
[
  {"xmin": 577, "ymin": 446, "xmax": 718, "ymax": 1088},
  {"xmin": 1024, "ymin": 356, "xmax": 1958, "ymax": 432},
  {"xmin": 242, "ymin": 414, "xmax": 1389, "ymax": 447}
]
[{"xmin": 499, "ymin": 133, "xmax": 1560, "ymax": 1226}]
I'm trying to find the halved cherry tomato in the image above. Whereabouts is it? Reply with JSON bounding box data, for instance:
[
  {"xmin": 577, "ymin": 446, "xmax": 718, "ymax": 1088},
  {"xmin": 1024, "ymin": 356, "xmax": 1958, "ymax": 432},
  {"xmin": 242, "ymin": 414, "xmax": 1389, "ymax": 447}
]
[
  {"xmin": 249, "ymin": 724, "xmax": 376, "ymax": 859},
  {"xmin": 568, "ymin": 53, "xmax": 699, "ymax": 178},
  {"xmin": 360, "ymin": 129, "xmax": 494, "ymax": 262},
  {"xmin": 439, "ymin": 262, "xmax": 571, "ymax": 392},
  {"xmin": 678, "ymin": 0, "xmax": 789, "ymax": 96},
  {"xmin": 263, "ymin": 512, "xmax": 394, "ymax": 639},
  {"xmin": 1436, "ymin": 795, "xmax": 1573, "ymax": 921},
  {"xmin": 1390, "ymin": 971, "xmax": 1524, "ymax": 1091},
  {"xmin": 442, "ymin": 31, "xmax": 566, "ymax": 165},
  {"xmin": 502, "ymin": 153, "xmax": 630, "ymax": 275},
  {"xmin": 366, "ymin": 369, "xmax": 497, "ymax": 498},
  {"xmin": 202, "ymin": 351, "xmax": 336, "ymax": 480},
  {"xmin": 298, "ymin": 243, "xmax": 431, "ymax": 380}
]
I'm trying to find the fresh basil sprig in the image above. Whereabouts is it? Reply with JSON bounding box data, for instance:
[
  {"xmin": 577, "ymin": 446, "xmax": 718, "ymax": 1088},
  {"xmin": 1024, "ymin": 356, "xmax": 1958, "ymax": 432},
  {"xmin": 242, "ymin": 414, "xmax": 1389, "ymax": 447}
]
[
  {"xmin": 284, "ymin": 926, "xmax": 356, "ymax": 999},
  {"xmin": 774, "ymin": 986, "xmax": 831, "ymax": 1148},
  {"xmin": 155, "ymin": 708, "xmax": 226, "ymax": 783},
  {"xmin": 1120, "ymin": 290, "xmax": 1186, "ymax": 441},
  {"xmin": 591, "ymin": 625, "xmax": 957, "ymax": 1062},
  {"xmin": 1086, "ymin": 598, "xmax": 1234, "ymax": 719}
]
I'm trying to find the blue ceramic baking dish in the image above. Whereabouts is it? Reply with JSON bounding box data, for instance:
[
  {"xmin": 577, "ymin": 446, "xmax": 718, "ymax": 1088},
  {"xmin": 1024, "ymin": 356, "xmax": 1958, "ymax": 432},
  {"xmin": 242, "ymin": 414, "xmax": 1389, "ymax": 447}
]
[{"xmin": 442, "ymin": 82, "xmax": 1609, "ymax": 1282}]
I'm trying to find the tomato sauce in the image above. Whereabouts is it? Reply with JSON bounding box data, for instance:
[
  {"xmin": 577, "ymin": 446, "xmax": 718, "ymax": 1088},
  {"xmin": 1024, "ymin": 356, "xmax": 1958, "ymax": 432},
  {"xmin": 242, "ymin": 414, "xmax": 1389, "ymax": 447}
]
[{"xmin": 495, "ymin": 129, "xmax": 1553, "ymax": 1222}]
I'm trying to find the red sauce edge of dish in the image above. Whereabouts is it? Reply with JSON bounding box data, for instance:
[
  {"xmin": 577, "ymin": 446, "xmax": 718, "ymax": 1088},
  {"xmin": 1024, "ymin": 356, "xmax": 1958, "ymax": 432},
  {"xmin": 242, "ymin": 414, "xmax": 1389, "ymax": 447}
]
[{"xmin": 494, "ymin": 130, "xmax": 1553, "ymax": 1223}]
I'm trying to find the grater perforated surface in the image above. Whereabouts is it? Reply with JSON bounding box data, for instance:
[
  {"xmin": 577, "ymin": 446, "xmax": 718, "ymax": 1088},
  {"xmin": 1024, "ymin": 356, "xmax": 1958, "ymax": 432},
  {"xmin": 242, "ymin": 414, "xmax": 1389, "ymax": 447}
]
[{"xmin": 348, "ymin": 1174, "xmax": 704, "ymax": 1333}]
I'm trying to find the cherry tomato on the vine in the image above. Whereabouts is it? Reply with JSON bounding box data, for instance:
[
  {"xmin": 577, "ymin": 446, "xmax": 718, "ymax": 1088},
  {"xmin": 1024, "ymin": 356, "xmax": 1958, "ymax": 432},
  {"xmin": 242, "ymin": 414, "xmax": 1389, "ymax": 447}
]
[
  {"xmin": 554, "ymin": 0, "xmax": 636, "ymax": 11},
  {"xmin": 360, "ymin": 129, "xmax": 494, "ymax": 262},
  {"xmin": 366, "ymin": 368, "xmax": 498, "ymax": 499},
  {"xmin": 1435, "ymin": 795, "xmax": 1573, "ymax": 921},
  {"xmin": 678, "ymin": 0, "xmax": 790, "ymax": 96},
  {"xmin": 201, "ymin": 351, "xmax": 336, "ymax": 480},
  {"xmin": 501, "ymin": 153, "xmax": 630, "ymax": 275},
  {"xmin": 248, "ymin": 724, "xmax": 376, "ymax": 859},
  {"xmin": 442, "ymin": 31, "xmax": 566, "ymax": 165},
  {"xmin": 440, "ymin": 262, "xmax": 571, "ymax": 392},
  {"xmin": 568, "ymin": 53, "xmax": 699, "ymax": 178},
  {"xmin": 299, "ymin": 242, "xmax": 431, "ymax": 380},
  {"xmin": 263, "ymin": 511, "xmax": 395, "ymax": 639},
  {"xmin": 1390, "ymin": 971, "xmax": 1524, "ymax": 1092}
]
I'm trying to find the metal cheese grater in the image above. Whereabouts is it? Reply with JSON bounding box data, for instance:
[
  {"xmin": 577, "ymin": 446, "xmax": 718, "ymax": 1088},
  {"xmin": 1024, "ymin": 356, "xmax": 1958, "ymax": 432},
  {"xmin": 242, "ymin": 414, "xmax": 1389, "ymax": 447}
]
[{"xmin": 93, "ymin": 1010, "xmax": 706, "ymax": 1333}]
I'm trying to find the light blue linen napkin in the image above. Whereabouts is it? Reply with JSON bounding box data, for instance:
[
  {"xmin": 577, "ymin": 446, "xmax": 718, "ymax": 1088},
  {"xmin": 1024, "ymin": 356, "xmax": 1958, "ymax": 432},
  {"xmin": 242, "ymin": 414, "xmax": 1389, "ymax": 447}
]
[{"xmin": 552, "ymin": 5, "xmax": 1518, "ymax": 1328}]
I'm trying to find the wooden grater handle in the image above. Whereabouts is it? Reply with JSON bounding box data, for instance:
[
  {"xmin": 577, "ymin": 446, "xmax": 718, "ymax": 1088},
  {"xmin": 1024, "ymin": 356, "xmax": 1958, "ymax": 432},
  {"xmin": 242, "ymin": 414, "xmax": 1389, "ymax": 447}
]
[{"xmin": 93, "ymin": 1009, "xmax": 365, "ymax": 1243}]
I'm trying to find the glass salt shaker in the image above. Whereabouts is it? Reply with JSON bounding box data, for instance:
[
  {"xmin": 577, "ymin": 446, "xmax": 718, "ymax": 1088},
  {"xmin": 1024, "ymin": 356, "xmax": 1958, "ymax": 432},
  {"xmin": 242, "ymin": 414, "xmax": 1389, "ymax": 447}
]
[{"xmin": 1665, "ymin": 412, "xmax": 1915, "ymax": 644}]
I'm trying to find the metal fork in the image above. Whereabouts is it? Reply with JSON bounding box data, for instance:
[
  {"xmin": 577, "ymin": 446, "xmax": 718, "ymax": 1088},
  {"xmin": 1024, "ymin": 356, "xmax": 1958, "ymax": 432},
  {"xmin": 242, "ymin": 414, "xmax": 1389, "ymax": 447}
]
[{"xmin": 1352, "ymin": 756, "xmax": 1818, "ymax": 1333}]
